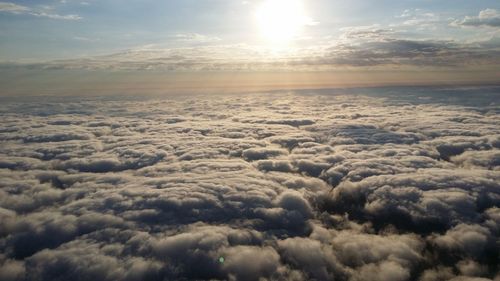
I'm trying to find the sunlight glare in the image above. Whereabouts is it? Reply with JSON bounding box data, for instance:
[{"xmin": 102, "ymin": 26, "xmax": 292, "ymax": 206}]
[{"xmin": 255, "ymin": 0, "xmax": 310, "ymax": 46}]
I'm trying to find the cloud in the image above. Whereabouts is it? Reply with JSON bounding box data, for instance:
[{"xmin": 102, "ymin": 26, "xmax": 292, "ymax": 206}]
[
  {"xmin": 31, "ymin": 12, "xmax": 82, "ymax": 20},
  {"xmin": 174, "ymin": 33, "xmax": 222, "ymax": 44},
  {"xmin": 0, "ymin": 2, "xmax": 29, "ymax": 13},
  {"xmin": 0, "ymin": 1, "xmax": 81, "ymax": 20},
  {"xmin": 451, "ymin": 150, "xmax": 500, "ymax": 170},
  {"xmin": 222, "ymin": 246, "xmax": 281, "ymax": 281},
  {"xmin": 3, "ymin": 26, "xmax": 499, "ymax": 71},
  {"xmin": 0, "ymin": 86, "xmax": 499, "ymax": 280},
  {"xmin": 452, "ymin": 9, "xmax": 500, "ymax": 27},
  {"xmin": 25, "ymin": 236, "xmax": 163, "ymax": 281},
  {"xmin": 432, "ymin": 224, "xmax": 493, "ymax": 258},
  {"xmin": 395, "ymin": 9, "xmax": 441, "ymax": 29},
  {"xmin": 242, "ymin": 147, "xmax": 288, "ymax": 161},
  {"xmin": 278, "ymin": 236, "xmax": 347, "ymax": 280},
  {"xmin": 340, "ymin": 26, "xmax": 396, "ymax": 40}
]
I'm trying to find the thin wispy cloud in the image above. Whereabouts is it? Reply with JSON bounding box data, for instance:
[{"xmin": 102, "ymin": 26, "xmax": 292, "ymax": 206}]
[
  {"xmin": 4, "ymin": 32, "xmax": 498, "ymax": 71},
  {"xmin": 174, "ymin": 33, "xmax": 222, "ymax": 43},
  {"xmin": 0, "ymin": 2, "xmax": 28, "ymax": 13},
  {"xmin": 0, "ymin": 1, "xmax": 82, "ymax": 20}
]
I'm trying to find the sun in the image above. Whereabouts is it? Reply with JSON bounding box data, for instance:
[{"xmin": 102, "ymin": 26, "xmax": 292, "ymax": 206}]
[{"xmin": 255, "ymin": 0, "xmax": 310, "ymax": 46}]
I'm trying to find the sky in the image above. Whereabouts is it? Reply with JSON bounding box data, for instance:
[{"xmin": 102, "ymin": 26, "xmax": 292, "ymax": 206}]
[{"xmin": 0, "ymin": 0, "xmax": 499, "ymax": 91}]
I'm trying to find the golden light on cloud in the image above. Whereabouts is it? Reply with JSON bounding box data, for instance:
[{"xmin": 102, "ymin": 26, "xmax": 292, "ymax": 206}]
[{"xmin": 255, "ymin": 0, "xmax": 312, "ymax": 46}]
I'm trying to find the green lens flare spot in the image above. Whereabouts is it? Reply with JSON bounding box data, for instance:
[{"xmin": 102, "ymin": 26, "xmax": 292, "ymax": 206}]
[{"xmin": 218, "ymin": 257, "xmax": 225, "ymax": 264}]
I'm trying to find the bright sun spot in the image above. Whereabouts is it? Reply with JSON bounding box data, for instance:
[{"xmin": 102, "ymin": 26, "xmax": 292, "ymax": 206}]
[{"xmin": 256, "ymin": 0, "xmax": 311, "ymax": 46}]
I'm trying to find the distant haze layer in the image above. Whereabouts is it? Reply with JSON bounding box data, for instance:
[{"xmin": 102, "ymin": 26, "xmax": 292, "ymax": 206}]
[{"xmin": 0, "ymin": 70, "xmax": 499, "ymax": 96}]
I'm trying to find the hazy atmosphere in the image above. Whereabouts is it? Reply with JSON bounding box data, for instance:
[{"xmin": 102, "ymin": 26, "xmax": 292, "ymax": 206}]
[
  {"xmin": 1, "ymin": 0, "xmax": 499, "ymax": 91},
  {"xmin": 0, "ymin": 1, "xmax": 499, "ymax": 281}
]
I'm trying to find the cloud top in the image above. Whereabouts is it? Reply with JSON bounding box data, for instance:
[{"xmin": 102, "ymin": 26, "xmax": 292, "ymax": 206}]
[{"xmin": 0, "ymin": 86, "xmax": 499, "ymax": 280}]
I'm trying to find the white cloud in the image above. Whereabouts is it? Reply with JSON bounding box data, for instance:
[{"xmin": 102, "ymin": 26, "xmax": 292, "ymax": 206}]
[
  {"xmin": 0, "ymin": 1, "xmax": 82, "ymax": 20},
  {"xmin": 0, "ymin": 2, "xmax": 29, "ymax": 13},
  {"xmin": 73, "ymin": 36, "xmax": 98, "ymax": 42},
  {"xmin": 396, "ymin": 8, "xmax": 441, "ymax": 28},
  {"xmin": 174, "ymin": 33, "xmax": 222, "ymax": 43},
  {"xmin": 31, "ymin": 11, "xmax": 81, "ymax": 20},
  {"xmin": 452, "ymin": 8, "xmax": 500, "ymax": 27}
]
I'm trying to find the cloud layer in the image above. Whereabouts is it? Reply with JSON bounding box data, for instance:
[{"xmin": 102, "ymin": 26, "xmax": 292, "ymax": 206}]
[
  {"xmin": 0, "ymin": 86, "xmax": 499, "ymax": 281},
  {"xmin": 2, "ymin": 23, "xmax": 500, "ymax": 72}
]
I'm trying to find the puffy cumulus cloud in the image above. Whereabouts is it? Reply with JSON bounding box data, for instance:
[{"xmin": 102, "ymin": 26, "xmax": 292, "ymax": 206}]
[
  {"xmin": 456, "ymin": 260, "xmax": 488, "ymax": 277},
  {"xmin": 352, "ymin": 261, "xmax": 410, "ymax": 281},
  {"xmin": 0, "ymin": 86, "xmax": 499, "ymax": 280},
  {"xmin": 452, "ymin": 9, "xmax": 500, "ymax": 28},
  {"xmin": 432, "ymin": 224, "xmax": 494, "ymax": 258},
  {"xmin": 327, "ymin": 168, "xmax": 500, "ymax": 235},
  {"xmin": 221, "ymin": 246, "xmax": 281, "ymax": 281},
  {"xmin": 278, "ymin": 236, "xmax": 348, "ymax": 280},
  {"xmin": 451, "ymin": 150, "xmax": 500, "ymax": 170},
  {"xmin": 242, "ymin": 147, "xmax": 288, "ymax": 161},
  {"xmin": 0, "ymin": 254, "xmax": 25, "ymax": 281}
]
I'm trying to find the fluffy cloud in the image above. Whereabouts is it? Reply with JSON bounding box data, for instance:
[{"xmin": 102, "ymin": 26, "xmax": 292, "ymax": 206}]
[
  {"xmin": 452, "ymin": 9, "xmax": 500, "ymax": 27},
  {"xmin": 0, "ymin": 86, "xmax": 499, "ymax": 280}
]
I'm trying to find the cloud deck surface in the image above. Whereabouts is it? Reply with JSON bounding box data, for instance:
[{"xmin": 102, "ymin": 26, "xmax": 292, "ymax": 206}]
[{"xmin": 0, "ymin": 87, "xmax": 499, "ymax": 281}]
